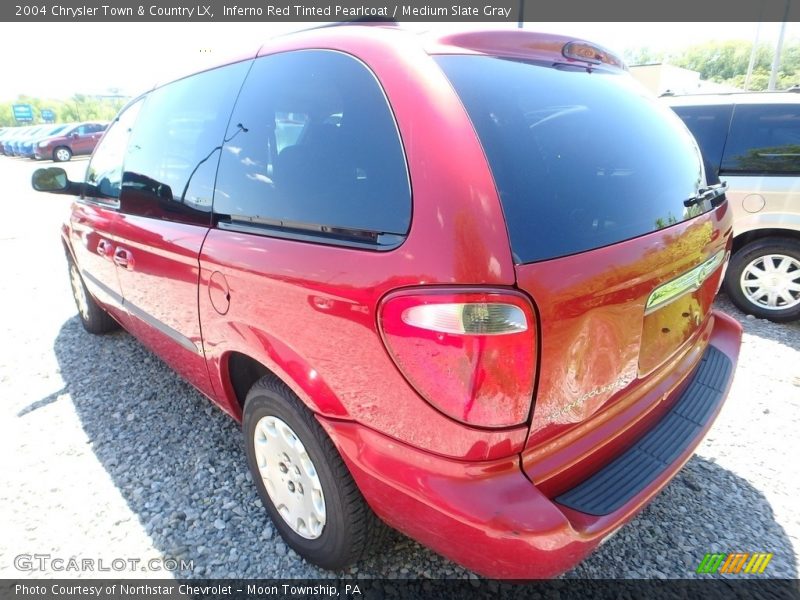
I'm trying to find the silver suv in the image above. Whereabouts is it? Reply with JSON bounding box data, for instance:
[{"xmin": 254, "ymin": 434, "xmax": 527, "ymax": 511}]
[{"xmin": 667, "ymin": 92, "xmax": 800, "ymax": 322}]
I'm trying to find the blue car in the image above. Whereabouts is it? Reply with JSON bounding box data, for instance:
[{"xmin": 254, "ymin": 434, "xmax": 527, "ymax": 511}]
[
  {"xmin": 1, "ymin": 126, "xmax": 34, "ymax": 155},
  {"xmin": 18, "ymin": 124, "xmax": 70, "ymax": 158},
  {"xmin": 9, "ymin": 126, "xmax": 49, "ymax": 156}
]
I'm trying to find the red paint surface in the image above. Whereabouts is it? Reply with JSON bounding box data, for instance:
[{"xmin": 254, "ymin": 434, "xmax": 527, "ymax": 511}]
[{"xmin": 58, "ymin": 27, "xmax": 742, "ymax": 578}]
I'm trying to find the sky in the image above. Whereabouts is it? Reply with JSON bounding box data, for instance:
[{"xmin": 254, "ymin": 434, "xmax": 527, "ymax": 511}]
[{"xmin": 0, "ymin": 21, "xmax": 797, "ymax": 101}]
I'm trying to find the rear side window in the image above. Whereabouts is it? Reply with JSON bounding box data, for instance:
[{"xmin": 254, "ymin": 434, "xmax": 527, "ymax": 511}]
[
  {"xmin": 213, "ymin": 50, "xmax": 410, "ymax": 249},
  {"xmin": 721, "ymin": 104, "xmax": 800, "ymax": 174},
  {"xmin": 437, "ymin": 56, "xmax": 707, "ymax": 264},
  {"xmin": 671, "ymin": 104, "xmax": 733, "ymax": 180},
  {"xmin": 119, "ymin": 61, "xmax": 250, "ymax": 225}
]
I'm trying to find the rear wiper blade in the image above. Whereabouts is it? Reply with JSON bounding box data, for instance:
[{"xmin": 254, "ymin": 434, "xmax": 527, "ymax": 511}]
[{"xmin": 684, "ymin": 181, "xmax": 728, "ymax": 208}]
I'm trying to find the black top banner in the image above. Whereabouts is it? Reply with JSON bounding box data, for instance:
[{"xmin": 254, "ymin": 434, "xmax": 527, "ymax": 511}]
[{"xmin": 4, "ymin": 0, "xmax": 800, "ymax": 22}]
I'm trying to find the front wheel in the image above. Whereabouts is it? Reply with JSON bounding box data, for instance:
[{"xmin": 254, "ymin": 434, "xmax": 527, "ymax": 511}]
[
  {"xmin": 53, "ymin": 146, "xmax": 72, "ymax": 162},
  {"xmin": 724, "ymin": 237, "xmax": 800, "ymax": 322},
  {"xmin": 67, "ymin": 256, "xmax": 119, "ymax": 334},
  {"xmin": 243, "ymin": 376, "xmax": 386, "ymax": 570}
]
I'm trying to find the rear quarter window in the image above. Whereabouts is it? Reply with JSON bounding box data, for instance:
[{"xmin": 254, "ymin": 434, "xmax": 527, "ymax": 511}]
[
  {"xmin": 213, "ymin": 49, "xmax": 411, "ymax": 249},
  {"xmin": 721, "ymin": 103, "xmax": 800, "ymax": 174},
  {"xmin": 671, "ymin": 104, "xmax": 733, "ymax": 181},
  {"xmin": 436, "ymin": 56, "xmax": 708, "ymax": 264}
]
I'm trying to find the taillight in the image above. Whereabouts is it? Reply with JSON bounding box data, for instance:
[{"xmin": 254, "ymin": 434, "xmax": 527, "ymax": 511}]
[{"xmin": 378, "ymin": 289, "xmax": 537, "ymax": 428}]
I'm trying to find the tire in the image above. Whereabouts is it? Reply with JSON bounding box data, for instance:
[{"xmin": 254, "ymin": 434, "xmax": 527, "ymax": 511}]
[
  {"xmin": 53, "ymin": 146, "xmax": 72, "ymax": 162},
  {"xmin": 724, "ymin": 237, "xmax": 800, "ymax": 323},
  {"xmin": 243, "ymin": 376, "xmax": 387, "ymax": 570},
  {"xmin": 67, "ymin": 255, "xmax": 120, "ymax": 334}
]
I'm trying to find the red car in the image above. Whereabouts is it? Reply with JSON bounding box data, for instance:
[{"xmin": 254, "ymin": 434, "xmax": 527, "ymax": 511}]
[
  {"xmin": 32, "ymin": 26, "xmax": 741, "ymax": 578},
  {"xmin": 34, "ymin": 121, "xmax": 107, "ymax": 162}
]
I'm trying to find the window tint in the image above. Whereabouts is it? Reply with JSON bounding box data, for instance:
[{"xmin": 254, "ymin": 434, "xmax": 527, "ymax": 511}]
[
  {"xmin": 85, "ymin": 99, "xmax": 144, "ymax": 204},
  {"xmin": 671, "ymin": 104, "xmax": 733, "ymax": 181},
  {"xmin": 437, "ymin": 56, "xmax": 707, "ymax": 263},
  {"xmin": 119, "ymin": 61, "xmax": 250, "ymax": 225},
  {"xmin": 721, "ymin": 104, "xmax": 800, "ymax": 174},
  {"xmin": 213, "ymin": 50, "xmax": 410, "ymax": 248}
]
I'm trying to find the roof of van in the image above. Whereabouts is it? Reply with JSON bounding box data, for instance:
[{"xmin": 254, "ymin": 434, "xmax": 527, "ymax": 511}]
[{"xmin": 663, "ymin": 91, "xmax": 800, "ymax": 106}]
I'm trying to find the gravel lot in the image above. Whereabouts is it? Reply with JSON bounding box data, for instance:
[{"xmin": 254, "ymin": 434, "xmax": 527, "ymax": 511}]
[{"xmin": 0, "ymin": 155, "xmax": 798, "ymax": 581}]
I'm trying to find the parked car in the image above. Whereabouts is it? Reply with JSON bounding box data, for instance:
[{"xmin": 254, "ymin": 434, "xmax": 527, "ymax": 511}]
[
  {"xmin": 18, "ymin": 123, "xmax": 71, "ymax": 159},
  {"xmin": 31, "ymin": 26, "xmax": 741, "ymax": 579},
  {"xmin": 34, "ymin": 122, "xmax": 107, "ymax": 162},
  {"xmin": 0, "ymin": 127, "xmax": 20, "ymax": 154},
  {"xmin": 667, "ymin": 92, "xmax": 800, "ymax": 322},
  {"xmin": 4, "ymin": 125, "xmax": 43, "ymax": 156}
]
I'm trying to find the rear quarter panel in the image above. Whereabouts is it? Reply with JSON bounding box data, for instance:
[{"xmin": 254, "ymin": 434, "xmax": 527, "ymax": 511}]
[
  {"xmin": 199, "ymin": 28, "xmax": 524, "ymax": 460},
  {"xmin": 724, "ymin": 173, "xmax": 800, "ymax": 236}
]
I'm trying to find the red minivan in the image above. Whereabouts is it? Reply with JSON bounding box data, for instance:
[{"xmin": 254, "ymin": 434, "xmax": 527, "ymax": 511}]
[{"xmin": 32, "ymin": 26, "xmax": 741, "ymax": 578}]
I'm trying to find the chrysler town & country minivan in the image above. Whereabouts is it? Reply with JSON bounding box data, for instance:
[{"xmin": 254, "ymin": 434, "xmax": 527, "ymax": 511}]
[{"xmin": 32, "ymin": 26, "xmax": 742, "ymax": 578}]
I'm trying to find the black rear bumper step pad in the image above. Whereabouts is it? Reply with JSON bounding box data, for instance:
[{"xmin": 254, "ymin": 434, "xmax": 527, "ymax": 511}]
[{"xmin": 555, "ymin": 345, "xmax": 732, "ymax": 516}]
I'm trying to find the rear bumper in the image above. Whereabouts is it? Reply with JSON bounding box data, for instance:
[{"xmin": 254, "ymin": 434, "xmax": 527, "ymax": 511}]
[{"xmin": 318, "ymin": 310, "xmax": 741, "ymax": 579}]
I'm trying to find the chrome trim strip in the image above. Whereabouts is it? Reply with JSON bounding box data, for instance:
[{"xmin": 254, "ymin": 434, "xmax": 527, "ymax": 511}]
[
  {"xmin": 645, "ymin": 250, "xmax": 726, "ymax": 315},
  {"xmin": 81, "ymin": 269, "xmax": 199, "ymax": 354},
  {"xmin": 81, "ymin": 269, "xmax": 123, "ymax": 306},
  {"xmin": 123, "ymin": 300, "xmax": 200, "ymax": 355}
]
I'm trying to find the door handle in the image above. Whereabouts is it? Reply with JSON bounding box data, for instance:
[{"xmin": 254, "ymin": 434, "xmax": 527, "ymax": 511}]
[
  {"xmin": 113, "ymin": 247, "xmax": 134, "ymax": 270},
  {"xmin": 96, "ymin": 239, "xmax": 111, "ymax": 257}
]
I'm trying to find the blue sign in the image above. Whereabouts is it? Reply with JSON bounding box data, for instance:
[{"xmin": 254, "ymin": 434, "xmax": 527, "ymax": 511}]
[
  {"xmin": 11, "ymin": 104, "xmax": 33, "ymax": 121},
  {"xmin": 12, "ymin": 104, "xmax": 33, "ymax": 122},
  {"xmin": 40, "ymin": 108, "xmax": 55, "ymax": 122}
]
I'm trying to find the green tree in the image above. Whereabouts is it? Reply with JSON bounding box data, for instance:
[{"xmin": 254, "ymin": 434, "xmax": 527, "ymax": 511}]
[
  {"xmin": 626, "ymin": 38, "xmax": 800, "ymax": 92},
  {"xmin": 625, "ymin": 46, "xmax": 666, "ymax": 66},
  {"xmin": 0, "ymin": 95, "xmax": 126, "ymax": 127}
]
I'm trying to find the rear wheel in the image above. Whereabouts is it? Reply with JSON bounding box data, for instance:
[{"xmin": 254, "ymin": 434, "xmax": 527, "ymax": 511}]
[
  {"xmin": 724, "ymin": 237, "xmax": 800, "ymax": 322},
  {"xmin": 243, "ymin": 376, "xmax": 386, "ymax": 569},
  {"xmin": 67, "ymin": 256, "xmax": 119, "ymax": 334},
  {"xmin": 53, "ymin": 146, "xmax": 72, "ymax": 162}
]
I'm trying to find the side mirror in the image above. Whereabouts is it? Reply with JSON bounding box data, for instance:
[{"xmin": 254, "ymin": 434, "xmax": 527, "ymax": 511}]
[{"xmin": 32, "ymin": 167, "xmax": 78, "ymax": 195}]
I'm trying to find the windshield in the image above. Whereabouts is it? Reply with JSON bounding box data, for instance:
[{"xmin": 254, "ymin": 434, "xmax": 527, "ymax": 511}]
[
  {"xmin": 436, "ymin": 56, "xmax": 709, "ymax": 263},
  {"xmin": 45, "ymin": 124, "xmax": 67, "ymax": 136}
]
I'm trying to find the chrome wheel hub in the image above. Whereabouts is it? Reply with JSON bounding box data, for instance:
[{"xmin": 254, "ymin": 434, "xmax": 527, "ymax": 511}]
[
  {"xmin": 69, "ymin": 264, "xmax": 90, "ymax": 320},
  {"xmin": 254, "ymin": 416, "xmax": 326, "ymax": 539},
  {"xmin": 741, "ymin": 254, "xmax": 800, "ymax": 311},
  {"xmin": 56, "ymin": 149, "xmax": 70, "ymax": 161}
]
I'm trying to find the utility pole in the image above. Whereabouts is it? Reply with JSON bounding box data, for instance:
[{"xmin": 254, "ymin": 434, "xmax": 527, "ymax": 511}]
[
  {"xmin": 744, "ymin": 16, "xmax": 763, "ymax": 90},
  {"xmin": 769, "ymin": 0, "xmax": 791, "ymax": 90}
]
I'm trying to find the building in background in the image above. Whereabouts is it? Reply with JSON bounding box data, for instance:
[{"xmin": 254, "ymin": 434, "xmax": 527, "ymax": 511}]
[{"xmin": 630, "ymin": 63, "xmax": 741, "ymax": 95}]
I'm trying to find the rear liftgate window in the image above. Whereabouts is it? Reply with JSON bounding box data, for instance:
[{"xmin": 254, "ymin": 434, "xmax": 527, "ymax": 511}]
[
  {"xmin": 213, "ymin": 50, "xmax": 411, "ymax": 249},
  {"xmin": 436, "ymin": 56, "xmax": 709, "ymax": 264}
]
